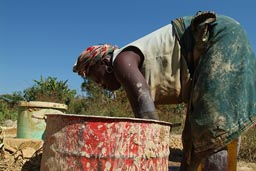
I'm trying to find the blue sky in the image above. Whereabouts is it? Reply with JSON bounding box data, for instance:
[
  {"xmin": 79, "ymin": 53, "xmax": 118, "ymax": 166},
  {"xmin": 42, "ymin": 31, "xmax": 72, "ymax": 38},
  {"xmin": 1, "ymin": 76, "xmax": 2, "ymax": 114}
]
[{"xmin": 1, "ymin": 0, "xmax": 255, "ymax": 95}]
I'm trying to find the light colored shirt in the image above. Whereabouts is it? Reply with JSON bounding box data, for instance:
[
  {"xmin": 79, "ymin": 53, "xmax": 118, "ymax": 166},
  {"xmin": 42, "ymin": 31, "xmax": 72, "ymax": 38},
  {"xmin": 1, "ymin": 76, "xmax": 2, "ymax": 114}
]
[{"xmin": 112, "ymin": 24, "xmax": 190, "ymax": 104}]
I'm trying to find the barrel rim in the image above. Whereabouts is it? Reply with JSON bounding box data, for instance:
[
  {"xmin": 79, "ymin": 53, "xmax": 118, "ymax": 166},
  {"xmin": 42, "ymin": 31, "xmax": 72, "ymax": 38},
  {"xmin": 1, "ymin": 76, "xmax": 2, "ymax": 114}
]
[
  {"xmin": 19, "ymin": 101, "xmax": 68, "ymax": 110},
  {"xmin": 45, "ymin": 113, "xmax": 179, "ymax": 127}
]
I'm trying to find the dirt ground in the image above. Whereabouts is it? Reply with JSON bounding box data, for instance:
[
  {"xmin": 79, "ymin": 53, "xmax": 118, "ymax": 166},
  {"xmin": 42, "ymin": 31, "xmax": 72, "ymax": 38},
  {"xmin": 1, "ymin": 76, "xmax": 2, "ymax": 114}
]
[
  {"xmin": 168, "ymin": 135, "xmax": 256, "ymax": 171},
  {"xmin": 0, "ymin": 149, "xmax": 42, "ymax": 171},
  {"xmin": 1, "ymin": 127, "xmax": 256, "ymax": 171},
  {"xmin": 1, "ymin": 144, "xmax": 256, "ymax": 171}
]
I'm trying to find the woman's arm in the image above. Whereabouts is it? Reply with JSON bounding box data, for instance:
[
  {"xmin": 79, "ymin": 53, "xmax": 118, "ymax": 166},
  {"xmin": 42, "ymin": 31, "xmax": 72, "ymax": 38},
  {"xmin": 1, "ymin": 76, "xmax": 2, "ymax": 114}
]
[{"xmin": 113, "ymin": 48, "xmax": 159, "ymax": 120}]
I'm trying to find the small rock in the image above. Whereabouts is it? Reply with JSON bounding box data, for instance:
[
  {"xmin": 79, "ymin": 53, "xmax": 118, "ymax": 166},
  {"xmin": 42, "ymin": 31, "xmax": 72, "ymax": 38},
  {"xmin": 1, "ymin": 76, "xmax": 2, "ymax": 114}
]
[{"xmin": 22, "ymin": 147, "xmax": 36, "ymax": 158}]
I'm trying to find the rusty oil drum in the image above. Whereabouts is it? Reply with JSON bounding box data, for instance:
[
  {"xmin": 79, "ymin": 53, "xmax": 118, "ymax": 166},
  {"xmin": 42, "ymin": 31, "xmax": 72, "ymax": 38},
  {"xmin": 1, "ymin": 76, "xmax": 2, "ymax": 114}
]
[
  {"xmin": 17, "ymin": 101, "xmax": 67, "ymax": 140},
  {"xmin": 40, "ymin": 114, "xmax": 173, "ymax": 171}
]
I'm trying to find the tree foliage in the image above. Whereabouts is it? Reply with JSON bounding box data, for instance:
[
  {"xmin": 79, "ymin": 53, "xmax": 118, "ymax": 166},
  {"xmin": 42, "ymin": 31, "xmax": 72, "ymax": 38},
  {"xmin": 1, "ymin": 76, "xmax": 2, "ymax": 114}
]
[
  {"xmin": 0, "ymin": 92, "xmax": 24, "ymax": 124},
  {"xmin": 23, "ymin": 76, "xmax": 76, "ymax": 105},
  {"xmin": 0, "ymin": 76, "xmax": 77, "ymax": 124}
]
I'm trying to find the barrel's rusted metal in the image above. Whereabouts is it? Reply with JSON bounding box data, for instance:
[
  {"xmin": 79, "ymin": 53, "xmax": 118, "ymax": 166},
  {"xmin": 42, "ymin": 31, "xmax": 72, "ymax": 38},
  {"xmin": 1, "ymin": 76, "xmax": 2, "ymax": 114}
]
[
  {"xmin": 40, "ymin": 114, "xmax": 172, "ymax": 171},
  {"xmin": 17, "ymin": 101, "xmax": 67, "ymax": 139}
]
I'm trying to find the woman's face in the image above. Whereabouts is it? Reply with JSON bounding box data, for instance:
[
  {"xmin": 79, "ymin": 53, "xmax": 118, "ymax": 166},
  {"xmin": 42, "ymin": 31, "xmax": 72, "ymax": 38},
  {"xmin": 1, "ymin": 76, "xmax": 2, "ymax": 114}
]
[{"xmin": 87, "ymin": 61, "xmax": 121, "ymax": 91}]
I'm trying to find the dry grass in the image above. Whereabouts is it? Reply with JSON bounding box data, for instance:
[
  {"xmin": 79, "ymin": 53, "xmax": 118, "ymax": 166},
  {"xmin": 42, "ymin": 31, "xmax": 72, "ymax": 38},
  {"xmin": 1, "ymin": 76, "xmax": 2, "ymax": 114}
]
[{"xmin": 238, "ymin": 127, "xmax": 256, "ymax": 162}]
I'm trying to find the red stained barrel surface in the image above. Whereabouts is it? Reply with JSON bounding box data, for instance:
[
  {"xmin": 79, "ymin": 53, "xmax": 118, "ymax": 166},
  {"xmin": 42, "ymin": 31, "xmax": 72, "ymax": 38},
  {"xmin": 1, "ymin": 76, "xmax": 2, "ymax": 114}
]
[{"xmin": 40, "ymin": 114, "xmax": 172, "ymax": 171}]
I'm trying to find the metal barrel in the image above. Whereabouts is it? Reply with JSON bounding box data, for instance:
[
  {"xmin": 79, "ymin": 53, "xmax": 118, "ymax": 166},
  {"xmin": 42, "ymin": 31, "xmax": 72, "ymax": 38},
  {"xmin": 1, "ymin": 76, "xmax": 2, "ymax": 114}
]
[
  {"xmin": 17, "ymin": 101, "xmax": 67, "ymax": 140},
  {"xmin": 40, "ymin": 114, "xmax": 173, "ymax": 171}
]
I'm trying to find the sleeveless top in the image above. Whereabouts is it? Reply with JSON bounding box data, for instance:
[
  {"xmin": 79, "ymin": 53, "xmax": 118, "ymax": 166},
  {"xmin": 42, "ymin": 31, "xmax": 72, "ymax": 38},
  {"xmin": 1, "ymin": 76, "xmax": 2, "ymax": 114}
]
[{"xmin": 112, "ymin": 24, "xmax": 191, "ymax": 104}]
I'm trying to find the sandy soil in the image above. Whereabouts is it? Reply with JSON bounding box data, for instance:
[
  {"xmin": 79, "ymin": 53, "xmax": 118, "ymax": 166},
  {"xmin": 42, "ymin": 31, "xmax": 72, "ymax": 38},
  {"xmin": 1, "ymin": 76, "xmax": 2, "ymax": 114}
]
[{"xmin": 237, "ymin": 161, "xmax": 256, "ymax": 171}]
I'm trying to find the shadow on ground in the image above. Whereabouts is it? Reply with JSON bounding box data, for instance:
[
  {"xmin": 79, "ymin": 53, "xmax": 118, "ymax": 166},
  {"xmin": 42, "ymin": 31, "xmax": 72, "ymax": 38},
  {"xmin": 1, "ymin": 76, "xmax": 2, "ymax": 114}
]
[{"xmin": 169, "ymin": 148, "xmax": 182, "ymax": 171}]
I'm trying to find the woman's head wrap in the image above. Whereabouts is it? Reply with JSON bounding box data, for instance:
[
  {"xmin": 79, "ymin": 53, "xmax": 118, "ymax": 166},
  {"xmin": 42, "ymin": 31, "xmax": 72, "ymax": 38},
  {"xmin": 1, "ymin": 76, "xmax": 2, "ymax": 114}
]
[{"xmin": 73, "ymin": 44, "xmax": 118, "ymax": 78}]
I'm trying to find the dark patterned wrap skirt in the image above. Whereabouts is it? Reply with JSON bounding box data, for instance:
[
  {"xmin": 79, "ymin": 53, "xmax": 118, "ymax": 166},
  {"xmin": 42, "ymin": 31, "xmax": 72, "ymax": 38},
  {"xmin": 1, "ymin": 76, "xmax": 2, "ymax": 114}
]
[{"xmin": 172, "ymin": 14, "xmax": 256, "ymax": 158}]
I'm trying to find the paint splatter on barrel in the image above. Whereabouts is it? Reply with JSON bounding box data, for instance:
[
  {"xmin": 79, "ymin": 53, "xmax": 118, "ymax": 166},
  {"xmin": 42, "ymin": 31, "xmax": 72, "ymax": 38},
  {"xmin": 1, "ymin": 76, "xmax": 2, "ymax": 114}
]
[{"xmin": 40, "ymin": 114, "xmax": 172, "ymax": 171}]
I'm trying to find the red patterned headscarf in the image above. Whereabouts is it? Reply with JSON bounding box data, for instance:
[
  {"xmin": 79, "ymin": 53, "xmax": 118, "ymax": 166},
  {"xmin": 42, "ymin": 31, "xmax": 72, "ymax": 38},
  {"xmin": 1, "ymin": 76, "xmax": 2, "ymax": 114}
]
[{"xmin": 73, "ymin": 44, "xmax": 118, "ymax": 78}]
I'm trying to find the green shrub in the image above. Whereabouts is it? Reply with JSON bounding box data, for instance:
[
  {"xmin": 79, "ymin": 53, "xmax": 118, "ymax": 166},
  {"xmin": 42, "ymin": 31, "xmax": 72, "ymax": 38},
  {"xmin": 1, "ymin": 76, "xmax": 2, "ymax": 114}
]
[
  {"xmin": 0, "ymin": 93, "xmax": 22, "ymax": 124},
  {"xmin": 23, "ymin": 76, "xmax": 76, "ymax": 105},
  {"xmin": 0, "ymin": 101, "xmax": 18, "ymax": 125}
]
